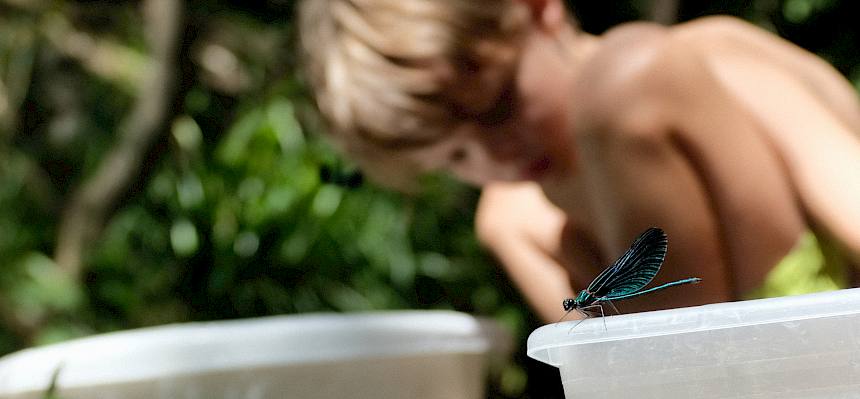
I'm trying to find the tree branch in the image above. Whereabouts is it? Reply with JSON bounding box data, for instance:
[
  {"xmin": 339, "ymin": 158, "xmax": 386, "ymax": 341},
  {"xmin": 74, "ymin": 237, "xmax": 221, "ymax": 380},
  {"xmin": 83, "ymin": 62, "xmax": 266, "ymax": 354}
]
[
  {"xmin": 54, "ymin": 0, "xmax": 185, "ymax": 278},
  {"xmin": 0, "ymin": 10, "xmax": 37, "ymax": 137}
]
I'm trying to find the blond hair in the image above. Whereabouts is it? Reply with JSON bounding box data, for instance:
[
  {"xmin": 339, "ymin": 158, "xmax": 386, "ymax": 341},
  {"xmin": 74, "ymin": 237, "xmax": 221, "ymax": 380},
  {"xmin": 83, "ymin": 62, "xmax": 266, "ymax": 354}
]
[{"xmin": 298, "ymin": 0, "xmax": 529, "ymax": 189}]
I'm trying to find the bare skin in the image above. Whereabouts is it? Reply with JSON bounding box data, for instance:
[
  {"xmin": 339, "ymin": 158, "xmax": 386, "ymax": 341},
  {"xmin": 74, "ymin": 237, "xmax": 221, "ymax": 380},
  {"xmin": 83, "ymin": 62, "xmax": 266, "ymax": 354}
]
[{"xmin": 468, "ymin": 9, "xmax": 860, "ymax": 322}]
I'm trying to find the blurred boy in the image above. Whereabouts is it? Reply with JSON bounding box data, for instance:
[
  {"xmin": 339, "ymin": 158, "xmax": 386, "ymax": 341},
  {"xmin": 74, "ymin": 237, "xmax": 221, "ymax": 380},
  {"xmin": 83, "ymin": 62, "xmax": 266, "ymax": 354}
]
[{"xmin": 299, "ymin": 0, "xmax": 860, "ymax": 322}]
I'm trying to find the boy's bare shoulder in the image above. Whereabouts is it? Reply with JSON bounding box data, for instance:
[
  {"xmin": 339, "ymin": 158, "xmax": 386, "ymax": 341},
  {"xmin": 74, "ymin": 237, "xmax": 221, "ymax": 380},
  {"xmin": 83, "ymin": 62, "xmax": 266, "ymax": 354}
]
[
  {"xmin": 574, "ymin": 17, "xmax": 792, "ymax": 134},
  {"xmin": 581, "ymin": 16, "xmax": 759, "ymax": 80},
  {"xmin": 580, "ymin": 21, "xmax": 671, "ymax": 85},
  {"xmin": 675, "ymin": 15, "xmax": 769, "ymax": 39},
  {"xmin": 574, "ymin": 22, "xmax": 697, "ymax": 133}
]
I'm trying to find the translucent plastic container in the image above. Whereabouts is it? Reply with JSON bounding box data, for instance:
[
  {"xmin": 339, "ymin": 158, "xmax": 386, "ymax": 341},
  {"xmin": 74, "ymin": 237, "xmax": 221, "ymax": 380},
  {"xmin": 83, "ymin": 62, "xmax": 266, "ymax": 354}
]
[
  {"xmin": 528, "ymin": 288, "xmax": 860, "ymax": 398},
  {"xmin": 0, "ymin": 311, "xmax": 511, "ymax": 399}
]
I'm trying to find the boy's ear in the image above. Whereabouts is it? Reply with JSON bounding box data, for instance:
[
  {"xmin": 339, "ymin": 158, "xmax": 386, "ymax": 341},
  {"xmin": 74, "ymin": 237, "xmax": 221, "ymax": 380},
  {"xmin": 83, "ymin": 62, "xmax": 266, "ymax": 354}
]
[{"xmin": 518, "ymin": 0, "xmax": 566, "ymax": 32}]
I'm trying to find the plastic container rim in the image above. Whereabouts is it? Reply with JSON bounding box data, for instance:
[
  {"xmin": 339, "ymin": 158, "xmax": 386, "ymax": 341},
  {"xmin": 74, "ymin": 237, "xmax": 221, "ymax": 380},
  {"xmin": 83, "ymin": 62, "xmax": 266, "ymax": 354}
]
[{"xmin": 527, "ymin": 288, "xmax": 860, "ymax": 367}]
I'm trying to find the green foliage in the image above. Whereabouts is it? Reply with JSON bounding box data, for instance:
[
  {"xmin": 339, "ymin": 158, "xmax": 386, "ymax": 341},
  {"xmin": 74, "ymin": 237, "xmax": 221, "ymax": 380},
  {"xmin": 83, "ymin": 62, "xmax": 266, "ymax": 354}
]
[
  {"xmin": 81, "ymin": 86, "xmax": 532, "ymax": 396},
  {"xmin": 782, "ymin": 0, "xmax": 835, "ymax": 23},
  {"xmin": 94, "ymin": 90, "xmax": 485, "ymax": 318}
]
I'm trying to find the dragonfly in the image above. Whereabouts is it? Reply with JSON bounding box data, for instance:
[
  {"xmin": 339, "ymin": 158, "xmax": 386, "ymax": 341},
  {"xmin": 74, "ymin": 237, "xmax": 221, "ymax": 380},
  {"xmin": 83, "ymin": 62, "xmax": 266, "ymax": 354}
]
[{"xmin": 560, "ymin": 227, "xmax": 702, "ymax": 330}]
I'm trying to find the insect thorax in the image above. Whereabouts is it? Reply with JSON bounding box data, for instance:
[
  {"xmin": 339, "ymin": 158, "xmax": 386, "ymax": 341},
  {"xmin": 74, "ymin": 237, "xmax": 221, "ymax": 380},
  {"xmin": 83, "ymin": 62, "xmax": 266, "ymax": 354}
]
[{"xmin": 575, "ymin": 290, "xmax": 595, "ymax": 307}]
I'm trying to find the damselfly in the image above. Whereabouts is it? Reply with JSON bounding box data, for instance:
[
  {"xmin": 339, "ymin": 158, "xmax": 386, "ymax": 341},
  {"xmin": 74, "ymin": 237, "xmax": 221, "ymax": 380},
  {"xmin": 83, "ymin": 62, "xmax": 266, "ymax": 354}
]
[{"xmin": 560, "ymin": 227, "xmax": 701, "ymax": 329}]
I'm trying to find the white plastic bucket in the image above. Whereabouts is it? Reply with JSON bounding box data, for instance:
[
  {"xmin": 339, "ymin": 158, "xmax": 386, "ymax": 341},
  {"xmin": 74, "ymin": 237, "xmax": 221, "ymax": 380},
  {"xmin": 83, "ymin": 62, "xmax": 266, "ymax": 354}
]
[
  {"xmin": 528, "ymin": 288, "xmax": 860, "ymax": 398},
  {"xmin": 0, "ymin": 311, "xmax": 511, "ymax": 399}
]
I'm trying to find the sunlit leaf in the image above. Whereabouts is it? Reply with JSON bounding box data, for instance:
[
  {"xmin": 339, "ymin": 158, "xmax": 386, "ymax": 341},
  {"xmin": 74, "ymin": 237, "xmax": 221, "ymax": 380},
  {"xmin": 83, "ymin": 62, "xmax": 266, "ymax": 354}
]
[
  {"xmin": 783, "ymin": 0, "xmax": 834, "ymax": 23},
  {"xmin": 266, "ymin": 97, "xmax": 305, "ymax": 154},
  {"xmin": 170, "ymin": 219, "xmax": 199, "ymax": 256},
  {"xmin": 172, "ymin": 116, "xmax": 203, "ymax": 152},
  {"xmin": 213, "ymin": 202, "xmax": 239, "ymax": 248},
  {"xmin": 216, "ymin": 108, "xmax": 264, "ymax": 166},
  {"xmin": 418, "ymin": 252, "xmax": 452, "ymax": 278},
  {"xmin": 8, "ymin": 253, "xmax": 84, "ymax": 317},
  {"xmin": 310, "ymin": 184, "xmax": 343, "ymax": 218},
  {"xmin": 177, "ymin": 173, "xmax": 205, "ymax": 209},
  {"xmin": 233, "ymin": 231, "xmax": 260, "ymax": 258}
]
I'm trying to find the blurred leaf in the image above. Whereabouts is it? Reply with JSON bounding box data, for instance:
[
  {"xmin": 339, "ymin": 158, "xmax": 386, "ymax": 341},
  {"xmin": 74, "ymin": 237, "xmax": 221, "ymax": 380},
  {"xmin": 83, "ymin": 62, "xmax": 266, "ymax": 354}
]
[
  {"xmin": 782, "ymin": 0, "xmax": 835, "ymax": 24},
  {"xmin": 266, "ymin": 97, "xmax": 305, "ymax": 154},
  {"xmin": 177, "ymin": 173, "xmax": 205, "ymax": 209},
  {"xmin": 418, "ymin": 251, "xmax": 453, "ymax": 279},
  {"xmin": 216, "ymin": 108, "xmax": 264, "ymax": 166},
  {"xmin": 170, "ymin": 219, "xmax": 199, "ymax": 257},
  {"xmin": 8, "ymin": 253, "xmax": 84, "ymax": 320},
  {"xmin": 279, "ymin": 218, "xmax": 320, "ymax": 263},
  {"xmin": 325, "ymin": 282, "xmax": 374, "ymax": 311},
  {"xmin": 172, "ymin": 116, "xmax": 203, "ymax": 153},
  {"xmin": 233, "ymin": 231, "xmax": 259, "ymax": 258},
  {"xmin": 310, "ymin": 184, "xmax": 343, "ymax": 218},
  {"xmin": 471, "ymin": 285, "xmax": 501, "ymax": 313},
  {"xmin": 213, "ymin": 201, "xmax": 239, "ymax": 248},
  {"xmin": 35, "ymin": 323, "xmax": 90, "ymax": 347}
]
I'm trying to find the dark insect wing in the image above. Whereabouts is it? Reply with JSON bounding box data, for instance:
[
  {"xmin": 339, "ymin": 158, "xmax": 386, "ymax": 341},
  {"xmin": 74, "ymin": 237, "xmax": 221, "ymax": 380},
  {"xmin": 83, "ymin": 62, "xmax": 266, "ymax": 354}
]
[
  {"xmin": 599, "ymin": 227, "xmax": 667, "ymax": 298},
  {"xmin": 585, "ymin": 227, "xmax": 668, "ymax": 298},
  {"xmin": 583, "ymin": 228, "xmax": 660, "ymax": 294}
]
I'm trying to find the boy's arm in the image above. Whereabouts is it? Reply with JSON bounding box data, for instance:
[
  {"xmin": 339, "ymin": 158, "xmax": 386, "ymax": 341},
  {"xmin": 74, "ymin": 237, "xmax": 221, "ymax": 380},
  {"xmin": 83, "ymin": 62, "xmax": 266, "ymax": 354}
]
[
  {"xmin": 690, "ymin": 47, "xmax": 860, "ymax": 261},
  {"xmin": 676, "ymin": 18, "xmax": 860, "ymax": 259},
  {"xmin": 475, "ymin": 182, "xmax": 583, "ymax": 323},
  {"xmin": 734, "ymin": 63, "xmax": 860, "ymax": 260}
]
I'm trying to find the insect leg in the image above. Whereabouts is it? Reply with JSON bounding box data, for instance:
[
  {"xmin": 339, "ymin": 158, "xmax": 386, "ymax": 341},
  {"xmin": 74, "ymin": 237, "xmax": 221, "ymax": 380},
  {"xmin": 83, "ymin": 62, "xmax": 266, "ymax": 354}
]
[
  {"xmin": 567, "ymin": 304, "xmax": 607, "ymax": 333},
  {"xmin": 598, "ymin": 304, "xmax": 607, "ymax": 331},
  {"xmin": 556, "ymin": 309, "xmax": 574, "ymax": 324},
  {"xmin": 606, "ymin": 300, "xmax": 621, "ymax": 315},
  {"xmin": 585, "ymin": 304, "xmax": 607, "ymax": 330},
  {"xmin": 567, "ymin": 309, "xmax": 591, "ymax": 333}
]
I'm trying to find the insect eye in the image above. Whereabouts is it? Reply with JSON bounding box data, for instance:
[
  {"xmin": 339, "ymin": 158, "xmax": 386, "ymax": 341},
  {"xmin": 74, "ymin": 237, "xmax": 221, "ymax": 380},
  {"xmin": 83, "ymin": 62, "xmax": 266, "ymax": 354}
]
[{"xmin": 562, "ymin": 298, "xmax": 575, "ymax": 311}]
